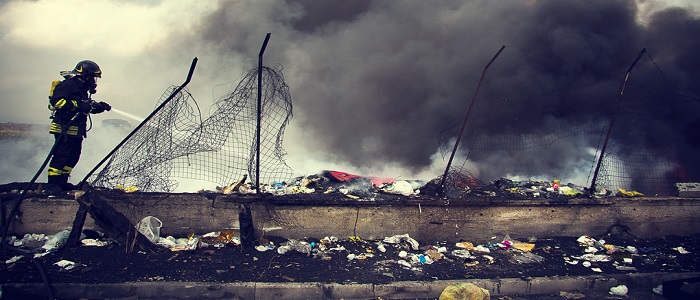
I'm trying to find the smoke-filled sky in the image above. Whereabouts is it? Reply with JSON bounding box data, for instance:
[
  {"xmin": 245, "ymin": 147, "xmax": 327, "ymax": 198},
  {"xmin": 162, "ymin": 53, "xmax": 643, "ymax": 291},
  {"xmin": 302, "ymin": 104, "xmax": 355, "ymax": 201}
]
[{"xmin": 1, "ymin": 0, "xmax": 699, "ymax": 187}]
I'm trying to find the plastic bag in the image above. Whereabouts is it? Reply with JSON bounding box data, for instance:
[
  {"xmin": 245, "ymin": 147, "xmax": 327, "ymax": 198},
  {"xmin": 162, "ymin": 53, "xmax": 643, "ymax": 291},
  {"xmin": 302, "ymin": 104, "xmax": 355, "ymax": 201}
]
[
  {"xmin": 137, "ymin": 216, "xmax": 162, "ymax": 244},
  {"xmin": 42, "ymin": 229, "xmax": 71, "ymax": 252}
]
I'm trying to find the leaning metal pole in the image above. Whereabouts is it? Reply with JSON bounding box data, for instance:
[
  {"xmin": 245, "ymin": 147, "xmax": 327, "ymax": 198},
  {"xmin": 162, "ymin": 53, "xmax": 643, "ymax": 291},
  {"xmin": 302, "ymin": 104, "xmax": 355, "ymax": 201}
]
[
  {"xmin": 255, "ymin": 33, "xmax": 271, "ymax": 193},
  {"xmin": 79, "ymin": 57, "xmax": 198, "ymax": 186},
  {"xmin": 439, "ymin": 45, "xmax": 505, "ymax": 197},
  {"xmin": 589, "ymin": 48, "xmax": 646, "ymax": 194}
]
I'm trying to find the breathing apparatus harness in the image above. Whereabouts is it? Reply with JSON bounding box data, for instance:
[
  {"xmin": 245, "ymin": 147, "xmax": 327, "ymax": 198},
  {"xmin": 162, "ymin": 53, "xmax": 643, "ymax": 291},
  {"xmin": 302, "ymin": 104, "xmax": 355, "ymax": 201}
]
[{"xmin": 48, "ymin": 73, "xmax": 104, "ymax": 136}]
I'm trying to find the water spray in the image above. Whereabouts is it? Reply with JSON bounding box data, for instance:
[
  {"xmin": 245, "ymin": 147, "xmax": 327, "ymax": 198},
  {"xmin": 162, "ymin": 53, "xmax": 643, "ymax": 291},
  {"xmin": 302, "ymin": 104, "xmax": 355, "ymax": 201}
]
[{"xmin": 110, "ymin": 107, "xmax": 144, "ymax": 123}]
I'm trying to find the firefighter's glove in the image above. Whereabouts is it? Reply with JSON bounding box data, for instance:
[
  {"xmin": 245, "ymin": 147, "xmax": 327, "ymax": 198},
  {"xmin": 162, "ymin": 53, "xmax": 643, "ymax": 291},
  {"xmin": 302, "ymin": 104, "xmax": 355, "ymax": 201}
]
[
  {"xmin": 90, "ymin": 101, "xmax": 111, "ymax": 114},
  {"xmin": 78, "ymin": 100, "xmax": 94, "ymax": 113}
]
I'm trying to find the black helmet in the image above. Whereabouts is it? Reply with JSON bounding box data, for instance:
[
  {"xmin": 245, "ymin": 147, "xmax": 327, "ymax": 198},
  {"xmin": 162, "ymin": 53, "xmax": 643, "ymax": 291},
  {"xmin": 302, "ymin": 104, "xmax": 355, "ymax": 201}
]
[{"xmin": 73, "ymin": 60, "xmax": 102, "ymax": 78}]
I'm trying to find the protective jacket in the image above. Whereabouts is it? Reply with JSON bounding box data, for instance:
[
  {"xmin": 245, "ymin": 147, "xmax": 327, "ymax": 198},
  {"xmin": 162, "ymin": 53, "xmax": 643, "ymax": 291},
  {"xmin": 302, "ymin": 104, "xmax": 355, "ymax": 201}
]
[{"xmin": 49, "ymin": 76, "xmax": 91, "ymax": 138}]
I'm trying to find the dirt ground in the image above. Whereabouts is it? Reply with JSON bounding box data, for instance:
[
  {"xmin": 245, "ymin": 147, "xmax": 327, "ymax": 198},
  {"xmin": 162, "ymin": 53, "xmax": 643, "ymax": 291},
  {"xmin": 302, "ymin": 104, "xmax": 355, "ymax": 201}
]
[{"xmin": 2, "ymin": 230, "xmax": 699, "ymax": 299}]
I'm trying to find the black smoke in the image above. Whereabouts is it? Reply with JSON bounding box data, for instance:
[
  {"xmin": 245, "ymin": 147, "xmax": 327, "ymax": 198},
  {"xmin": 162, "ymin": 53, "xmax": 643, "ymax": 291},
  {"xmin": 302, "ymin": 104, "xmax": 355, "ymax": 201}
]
[{"xmin": 189, "ymin": 0, "xmax": 699, "ymax": 182}]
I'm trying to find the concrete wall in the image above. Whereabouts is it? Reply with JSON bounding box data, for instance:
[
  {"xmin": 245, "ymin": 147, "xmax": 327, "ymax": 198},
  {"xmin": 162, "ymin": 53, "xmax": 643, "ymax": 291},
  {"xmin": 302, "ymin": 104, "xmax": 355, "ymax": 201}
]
[{"xmin": 4, "ymin": 192, "xmax": 699, "ymax": 243}]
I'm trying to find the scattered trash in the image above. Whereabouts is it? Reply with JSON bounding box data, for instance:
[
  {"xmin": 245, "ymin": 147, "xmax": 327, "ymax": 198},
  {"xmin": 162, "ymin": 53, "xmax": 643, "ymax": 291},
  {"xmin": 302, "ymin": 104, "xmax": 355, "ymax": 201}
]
[
  {"xmin": 617, "ymin": 188, "xmax": 644, "ymax": 197},
  {"xmin": 396, "ymin": 260, "xmax": 412, "ymax": 268},
  {"xmin": 5, "ymin": 255, "xmax": 23, "ymax": 264},
  {"xmin": 609, "ymin": 284, "xmax": 628, "ymax": 296},
  {"xmin": 455, "ymin": 241, "xmax": 474, "ymax": 250},
  {"xmin": 137, "ymin": 216, "xmax": 162, "ymax": 244},
  {"xmin": 511, "ymin": 242, "xmax": 535, "ymax": 252},
  {"xmin": 277, "ymin": 239, "xmax": 312, "ymax": 255},
  {"xmin": 564, "ymin": 257, "xmax": 579, "ymax": 265},
  {"xmin": 6, "ymin": 224, "xmax": 695, "ymax": 293},
  {"xmin": 451, "ymin": 249, "xmax": 471, "ymax": 258},
  {"xmin": 425, "ymin": 248, "xmax": 444, "ymax": 262},
  {"xmin": 11, "ymin": 233, "xmax": 45, "ymax": 248},
  {"xmin": 552, "ymin": 179, "xmax": 560, "ymax": 192},
  {"xmin": 42, "ymin": 230, "xmax": 71, "ymax": 252},
  {"xmin": 410, "ymin": 253, "xmax": 433, "ymax": 265},
  {"xmin": 81, "ymin": 239, "xmax": 109, "ymax": 247},
  {"xmin": 513, "ymin": 252, "xmax": 545, "ymax": 264},
  {"xmin": 116, "ymin": 184, "xmax": 139, "ymax": 193},
  {"xmin": 200, "ymin": 230, "xmax": 240, "ymax": 248},
  {"xmin": 576, "ymin": 235, "xmax": 600, "ymax": 247},
  {"xmin": 673, "ymin": 246, "xmax": 691, "ymax": 254},
  {"xmin": 383, "ymin": 234, "xmax": 419, "ymax": 250},
  {"xmin": 54, "ymin": 260, "xmax": 76, "ymax": 270},
  {"xmin": 255, "ymin": 245, "xmax": 270, "ymax": 252},
  {"xmin": 576, "ymin": 253, "xmax": 612, "ymax": 262},
  {"xmin": 156, "ymin": 235, "xmax": 199, "ymax": 251},
  {"xmin": 380, "ymin": 180, "xmax": 416, "ymax": 196},
  {"xmin": 219, "ymin": 177, "xmax": 246, "ymax": 194},
  {"xmin": 472, "ymin": 245, "xmax": 491, "ymax": 254}
]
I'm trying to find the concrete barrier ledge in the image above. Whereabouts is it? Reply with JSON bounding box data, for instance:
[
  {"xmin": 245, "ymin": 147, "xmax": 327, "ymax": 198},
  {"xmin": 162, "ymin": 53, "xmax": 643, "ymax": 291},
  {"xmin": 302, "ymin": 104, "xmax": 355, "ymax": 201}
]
[
  {"xmin": 5, "ymin": 194, "xmax": 700, "ymax": 242},
  {"xmin": 3, "ymin": 272, "xmax": 698, "ymax": 299}
]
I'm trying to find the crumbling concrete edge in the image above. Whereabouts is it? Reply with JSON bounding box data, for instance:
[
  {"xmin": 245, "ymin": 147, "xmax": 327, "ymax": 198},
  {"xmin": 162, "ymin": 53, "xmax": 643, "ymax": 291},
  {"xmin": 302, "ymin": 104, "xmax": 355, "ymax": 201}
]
[{"xmin": 2, "ymin": 272, "xmax": 698, "ymax": 299}]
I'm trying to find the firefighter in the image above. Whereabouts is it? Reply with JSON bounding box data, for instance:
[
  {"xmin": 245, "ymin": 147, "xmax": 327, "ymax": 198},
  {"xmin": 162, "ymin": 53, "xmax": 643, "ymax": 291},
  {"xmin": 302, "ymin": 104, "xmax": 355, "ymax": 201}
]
[{"xmin": 46, "ymin": 60, "xmax": 111, "ymax": 193}]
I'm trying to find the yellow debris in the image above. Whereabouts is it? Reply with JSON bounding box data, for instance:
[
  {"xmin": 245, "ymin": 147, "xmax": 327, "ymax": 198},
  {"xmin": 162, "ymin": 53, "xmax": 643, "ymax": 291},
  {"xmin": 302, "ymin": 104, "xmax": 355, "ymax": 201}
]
[
  {"xmin": 455, "ymin": 241, "xmax": 475, "ymax": 250},
  {"xmin": 117, "ymin": 184, "xmax": 139, "ymax": 193},
  {"xmin": 511, "ymin": 242, "xmax": 535, "ymax": 252},
  {"xmin": 617, "ymin": 188, "xmax": 644, "ymax": 197},
  {"xmin": 123, "ymin": 186, "xmax": 139, "ymax": 193}
]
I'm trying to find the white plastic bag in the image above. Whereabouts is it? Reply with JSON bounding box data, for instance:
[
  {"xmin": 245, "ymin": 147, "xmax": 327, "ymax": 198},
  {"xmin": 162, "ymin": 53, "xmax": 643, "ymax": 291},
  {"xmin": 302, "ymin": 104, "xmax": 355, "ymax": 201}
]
[
  {"xmin": 380, "ymin": 180, "xmax": 415, "ymax": 196},
  {"xmin": 137, "ymin": 216, "xmax": 162, "ymax": 244},
  {"xmin": 42, "ymin": 230, "xmax": 71, "ymax": 251}
]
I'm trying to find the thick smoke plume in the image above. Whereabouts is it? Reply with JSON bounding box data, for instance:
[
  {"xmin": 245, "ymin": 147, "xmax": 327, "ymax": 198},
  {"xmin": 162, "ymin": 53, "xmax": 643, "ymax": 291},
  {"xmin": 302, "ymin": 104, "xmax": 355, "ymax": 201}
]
[{"xmin": 184, "ymin": 0, "xmax": 698, "ymax": 183}]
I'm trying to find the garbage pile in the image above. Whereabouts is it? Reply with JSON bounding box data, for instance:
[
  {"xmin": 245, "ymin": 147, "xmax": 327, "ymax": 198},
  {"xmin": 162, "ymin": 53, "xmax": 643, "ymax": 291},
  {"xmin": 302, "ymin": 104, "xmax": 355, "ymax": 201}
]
[
  {"xmin": 211, "ymin": 170, "xmax": 425, "ymax": 199},
  {"xmin": 494, "ymin": 178, "xmax": 588, "ymax": 197},
  {"xmin": 206, "ymin": 170, "xmax": 644, "ymax": 200}
]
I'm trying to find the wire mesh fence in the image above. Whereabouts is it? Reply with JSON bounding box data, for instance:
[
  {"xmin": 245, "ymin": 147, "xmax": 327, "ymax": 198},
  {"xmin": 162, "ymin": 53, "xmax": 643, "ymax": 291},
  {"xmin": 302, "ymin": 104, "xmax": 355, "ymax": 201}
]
[{"xmin": 89, "ymin": 65, "xmax": 294, "ymax": 192}]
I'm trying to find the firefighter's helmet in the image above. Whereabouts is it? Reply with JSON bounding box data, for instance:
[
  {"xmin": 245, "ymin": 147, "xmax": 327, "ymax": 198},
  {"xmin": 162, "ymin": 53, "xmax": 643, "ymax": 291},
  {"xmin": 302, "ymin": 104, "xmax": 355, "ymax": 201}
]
[{"xmin": 73, "ymin": 60, "xmax": 102, "ymax": 78}]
